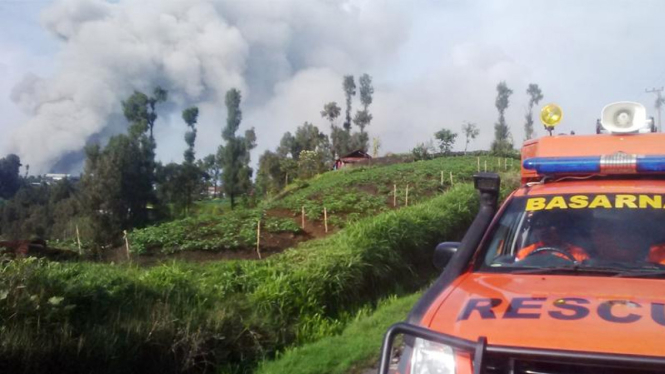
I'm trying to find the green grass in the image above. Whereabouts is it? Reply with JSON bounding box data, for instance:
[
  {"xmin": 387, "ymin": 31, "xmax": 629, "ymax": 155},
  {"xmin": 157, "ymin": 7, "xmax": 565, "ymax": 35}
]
[
  {"xmin": 265, "ymin": 156, "xmax": 513, "ymax": 225},
  {"xmin": 0, "ymin": 184, "xmax": 478, "ymax": 373},
  {"xmin": 128, "ymin": 156, "xmax": 507, "ymax": 254},
  {"xmin": 256, "ymin": 292, "xmax": 421, "ymax": 374},
  {"xmin": 128, "ymin": 209, "xmax": 300, "ymax": 254}
]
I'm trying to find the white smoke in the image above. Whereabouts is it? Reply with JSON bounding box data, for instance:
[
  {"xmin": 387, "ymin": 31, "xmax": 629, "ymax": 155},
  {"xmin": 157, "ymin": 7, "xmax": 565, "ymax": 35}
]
[
  {"xmin": 8, "ymin": 0, "xmax": 665, "ymax": 173},
  {"xmin": 8, "ymin": 0, "xmax": 409, "ymax": 173}
]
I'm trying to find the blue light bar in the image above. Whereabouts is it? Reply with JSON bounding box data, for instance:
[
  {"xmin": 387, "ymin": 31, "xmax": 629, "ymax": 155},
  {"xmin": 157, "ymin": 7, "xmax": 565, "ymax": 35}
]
[
  {"xmin": 523, "ymin": 156, "xmax": 601, "ymax": 174},
  {"xmin": 636, "ymin": 156, "xmax": 665, "ymax": 172},
  {"xmin": 523, "ymin": 155, "xmax": 665, "ymax": 175}
]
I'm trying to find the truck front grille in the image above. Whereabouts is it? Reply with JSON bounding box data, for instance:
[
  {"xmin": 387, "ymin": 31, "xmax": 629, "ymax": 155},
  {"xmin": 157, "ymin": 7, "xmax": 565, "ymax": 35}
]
[{"xmin": 483, "ymin": 354, "xmax": 665, "ymax": 374}]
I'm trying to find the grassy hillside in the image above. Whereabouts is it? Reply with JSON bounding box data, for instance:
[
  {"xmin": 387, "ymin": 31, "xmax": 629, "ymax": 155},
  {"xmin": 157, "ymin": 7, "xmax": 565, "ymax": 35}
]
[
  {"xmin": 0, "ymin": 156, "xmax": 518, "ymax": 373},
  {"xmin": 0, "ymin": 184, "xmax": 478, "ymax": 373},
  {"xmin": 128, "ymin": 156, "xmax": 512, "ymax": 257}
]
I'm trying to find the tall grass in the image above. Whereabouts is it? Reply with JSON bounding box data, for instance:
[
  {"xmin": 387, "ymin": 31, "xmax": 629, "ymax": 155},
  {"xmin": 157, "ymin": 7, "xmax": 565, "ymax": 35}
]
[
  {"xmin": 256, "ymin": 292, "xmax": 422, "ymax": 374},
  {"xmin": 0, "ymin": 184, "xmax": 478, "ymax": 373}
]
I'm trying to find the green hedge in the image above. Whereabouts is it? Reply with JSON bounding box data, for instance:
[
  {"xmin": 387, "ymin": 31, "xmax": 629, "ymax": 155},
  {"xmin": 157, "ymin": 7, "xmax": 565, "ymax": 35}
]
[{"xmin": 0, "ymin": 184, "xmax": 477, "ymax": 373}]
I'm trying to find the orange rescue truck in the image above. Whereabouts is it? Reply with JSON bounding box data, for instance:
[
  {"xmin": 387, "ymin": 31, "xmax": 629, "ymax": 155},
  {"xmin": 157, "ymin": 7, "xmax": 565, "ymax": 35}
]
[{"xmin": 379, "ymin": 102, "xmax": 665, "ymax": 374}]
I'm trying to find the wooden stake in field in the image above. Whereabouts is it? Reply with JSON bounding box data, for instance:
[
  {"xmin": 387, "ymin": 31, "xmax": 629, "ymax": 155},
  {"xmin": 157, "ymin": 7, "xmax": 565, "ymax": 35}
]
[
  {"xmin": 497, "ymin": 158, "xmax": 501, "ymax": 168},
  {"xmin": 484, "ymin": 160, "xmax": 487, "ymax": 172},
  {"xmin": 450, "ymin": 171, "xmax": 454, "ymax": 185},
  {"xmin": 301, "ymin": 206, "xmax": 305, "ymax": 229},
  {"xmin": 323, "ymin": 207, "xmax": 328, "ymax": 233},
  {"xmin": 393, "ymin": 184, "xmax": 397, "ymax": 207},
  {"xmin": 477, "ymin": 157, "xmax": 480, "ymax": 172},
  {"xmin": 504, "ymin": 158, "xmax": 508, "ymax": 170},
  {"xmin": 122, "ymin": 230, "xmax": 131, "ymax": 261},
  {"xmin": 405, "ymin": 184, "xmax": 409, "ymax": 207},
  {"xmin": 256, "ymin": 220, "xmax": 262, "ymax": 259},
  {"xmin": 75, "ymin": 224, "xmax": 82, "ymax": 255},
  {"xmin": 440, "ymin": 170, "xmax": 444, "ymax": 186}
]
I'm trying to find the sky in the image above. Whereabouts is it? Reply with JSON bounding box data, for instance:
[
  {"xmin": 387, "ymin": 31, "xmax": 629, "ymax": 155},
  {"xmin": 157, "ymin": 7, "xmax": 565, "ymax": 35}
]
[{"xmin": 2, "ymin": 0, "xmax": 665, "ymax": 174}]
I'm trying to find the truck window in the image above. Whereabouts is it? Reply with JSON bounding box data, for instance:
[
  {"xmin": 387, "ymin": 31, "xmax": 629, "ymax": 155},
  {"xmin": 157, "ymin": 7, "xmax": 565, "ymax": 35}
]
[{"xmin": 479, "ymin": 193, "xmax": 665, "ymax": 274}]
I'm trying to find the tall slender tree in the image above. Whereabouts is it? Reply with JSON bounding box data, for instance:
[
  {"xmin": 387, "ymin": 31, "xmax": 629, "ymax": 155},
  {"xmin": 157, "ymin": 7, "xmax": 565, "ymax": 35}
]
[
  {"xmin": 321, "ymin": 102, "xmax": 342, "ymax": 159},
  {"xmin": 180, "ymin": 106, "xmax": 200, "ymax": 214},
  {"xmin": 342, "ymin": 75, "xmax": 356, "ymax": 132},
  {"xmin": 491, "ymin": 81, "xmax": 514, "ymax": 155},
  {"xmin": 524, "ymin": 84, "xmax": 544, "ymax": 140},
  {"xmin": 219, "ymin": 89, "xmax": 256, "ymax": 209},
  {"xmin": 461, "ymin": 122, "xmax": 479, "ymax": 154},
  {"xmin": 182, "ymin": 107, "xmax": 199, "ymax": 164},
  {"xmin": 354, "ymin": 73, "xmax": 374, "ymax": 133}
]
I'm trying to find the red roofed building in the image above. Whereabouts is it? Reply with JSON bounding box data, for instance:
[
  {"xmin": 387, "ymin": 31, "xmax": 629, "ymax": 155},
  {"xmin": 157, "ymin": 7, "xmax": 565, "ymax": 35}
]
[{"xmin": 333, "ymin": 150, "xmax": 372, "ymax": 169}]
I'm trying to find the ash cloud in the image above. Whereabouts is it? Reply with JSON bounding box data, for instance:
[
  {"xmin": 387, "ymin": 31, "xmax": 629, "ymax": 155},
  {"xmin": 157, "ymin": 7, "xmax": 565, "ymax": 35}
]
[
  {"xmin": 7, "ymin": 0, "xmax": 665, "ymax": 173},
  {"xmin": 8, "ymin": 0, "xmax": 409, "ymax": 173}
]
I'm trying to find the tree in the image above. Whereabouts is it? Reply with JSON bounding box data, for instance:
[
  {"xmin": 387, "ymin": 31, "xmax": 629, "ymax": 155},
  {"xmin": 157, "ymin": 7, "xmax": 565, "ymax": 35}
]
[
  {"xmin": 434, "ymin": 128, "xmax": 458, "ymax": 154},
  {"xmin": 525, "ymin": 84, "xmax": 544, "ymax": 140},
  {"xmin": 219, "ymin": 89, "xmax": 256, "ymax": 209},
  {"xmin": 201, "ymin": 153, "xmax": 221, "ymax": 198},
  {"xmin": 352, "ymin": 109, "xmax": 373, "ymax": 134},
  {"xmin": 321, "ymin": 102, "xmax": 342, "ymax": 159},
  {"xmin": 349, "ymin": 131, "xmax": 369, "ymax": 152},
  {"xmin": 294, "ymin": 122, "xmax": 328, "ymax": 157},
  {"xmin": 342, "ymin": 75, "xmax": 356, "ymax": 131},
  {"xmin": 371, "ymin": 137, "xmax": 381, "ymax": 158},
  {"xmin": 179, "ymin": 106, "xmax": 202, "ymax": 215},
  {"xmin": 412, "ymin": 141, "xmax": 435, "ymax": 161},
  {"xmin": 277, "ymin": 123, "xmax": 329, "ymax": 161},
  {"xmin": 79, "ymin": 88, "xmax": 168, "ymax": 246},
  {"xmin": 256, "ymin": 150, "xmax": 285, "ymax": 196},
  {"xmin": 122, "ymin": 87, "xmax": 167, "ymax": 142},
  {"xmin": 298, "ymin": 150, "xmax": 325, "ymax": 179},
  {"xmin": 491, "ymin": 81, "xmax": 514, "ymax": 155},
  {"xmin": 277, "ymin": 132, "xmax": 296, "ymax": 159},
  {"xmin": 359, "ymin": 74, "xmax": 374, "ymax": 111},
  {"xmin": 0, "ymin": 154, "xmax": 22, "ymax": 200},
  {"xmin": 330, "ymin": 126, "xmax": 351, "ymax": 160},
  {"xmin": 81, "ymin": 135, "xmax": 153, "ymax": 246},
  {"xmin": 353, "ymin": 73, "xmax": 375, "ymax": 134},
  {"xmin": 182, "ymin": 107, "xmax": 199, "ymax": 164},
  {"xmin": 321, "ymin": 102, "xmax": 341, "ymax": 127},
  {"xmin": 461, "ymin": 122, "xmax": 479, "ymax": 154},
  {"xmin": 121, "ymin": 87, "xmax": 168, "ymax": 210}
]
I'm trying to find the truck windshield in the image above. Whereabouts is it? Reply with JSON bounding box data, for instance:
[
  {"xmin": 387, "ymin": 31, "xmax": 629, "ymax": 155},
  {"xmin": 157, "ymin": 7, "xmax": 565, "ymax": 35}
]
[{"xmin": 479, "ymin": 193, "xmax": 665, "ymax": 275}]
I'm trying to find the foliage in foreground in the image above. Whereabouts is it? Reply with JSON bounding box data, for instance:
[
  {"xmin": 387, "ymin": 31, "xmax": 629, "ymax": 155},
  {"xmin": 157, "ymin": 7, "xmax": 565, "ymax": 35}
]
[
  {"xmin": 0, "ymin": 184, "xmax": 477, "ymax": 374},
  {"xmin": 257, "ymin": 292, "xmax": 421, "ymax": 374}
]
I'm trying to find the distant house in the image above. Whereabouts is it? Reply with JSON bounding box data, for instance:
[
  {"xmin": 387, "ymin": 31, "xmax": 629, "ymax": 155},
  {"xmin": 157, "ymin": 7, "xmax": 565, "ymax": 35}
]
[
  {"xmin": 44, "ymin": 173, "xmax": 79, "ymax": 184},
  {"xmin": 333, "ymin": 150, "xmax": 372, "ymax": 170}
]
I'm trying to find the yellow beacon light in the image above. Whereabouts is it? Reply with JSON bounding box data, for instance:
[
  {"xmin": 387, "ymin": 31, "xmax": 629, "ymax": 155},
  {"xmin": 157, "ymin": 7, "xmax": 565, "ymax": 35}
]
[{"xmin": 540, "ymin": 103, "xmax": 563, "ymax": 136}]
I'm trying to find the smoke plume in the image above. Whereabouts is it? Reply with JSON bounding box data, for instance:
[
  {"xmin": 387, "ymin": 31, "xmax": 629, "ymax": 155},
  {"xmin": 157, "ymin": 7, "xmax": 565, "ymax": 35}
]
[{"xmin": 9, "ymin": 0, "xmax": 665, "ymax": 173}]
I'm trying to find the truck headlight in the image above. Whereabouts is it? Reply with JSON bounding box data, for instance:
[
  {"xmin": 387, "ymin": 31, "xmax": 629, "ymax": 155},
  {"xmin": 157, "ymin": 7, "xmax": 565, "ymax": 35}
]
[{"xmin": 410, "ymin": 337, "xmax": 456, "ymax": 374}]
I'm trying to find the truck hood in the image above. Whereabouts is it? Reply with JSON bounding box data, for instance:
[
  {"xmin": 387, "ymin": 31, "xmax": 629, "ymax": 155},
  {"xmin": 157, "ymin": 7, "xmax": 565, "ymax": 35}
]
[{"xmin": 427, "ymin": 273, "xmax": 665, "ymax": 356}]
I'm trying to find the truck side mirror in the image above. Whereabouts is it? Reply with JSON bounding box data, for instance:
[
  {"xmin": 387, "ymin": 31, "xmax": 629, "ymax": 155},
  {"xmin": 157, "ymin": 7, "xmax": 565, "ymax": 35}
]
[{"xmin": 433, "ymin": 242, "xmax": 460, "ymax": 270}]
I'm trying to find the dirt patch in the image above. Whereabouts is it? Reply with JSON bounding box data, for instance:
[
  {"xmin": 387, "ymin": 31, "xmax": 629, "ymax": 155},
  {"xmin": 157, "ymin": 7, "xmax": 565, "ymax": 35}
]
[
  {"xmin": 356, "ymin": 184, "xmax": 379, "ymax": 195},
  {"xmin": 265, "ymin": 208, "xmax": 297, "ymax": 219}
]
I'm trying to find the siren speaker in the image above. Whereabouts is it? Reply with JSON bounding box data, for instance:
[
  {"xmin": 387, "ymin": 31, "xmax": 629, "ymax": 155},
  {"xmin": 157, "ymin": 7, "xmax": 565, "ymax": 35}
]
[{"xmin": 600, "ymin": 101, "xmax": 649, "ymax": 134}]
